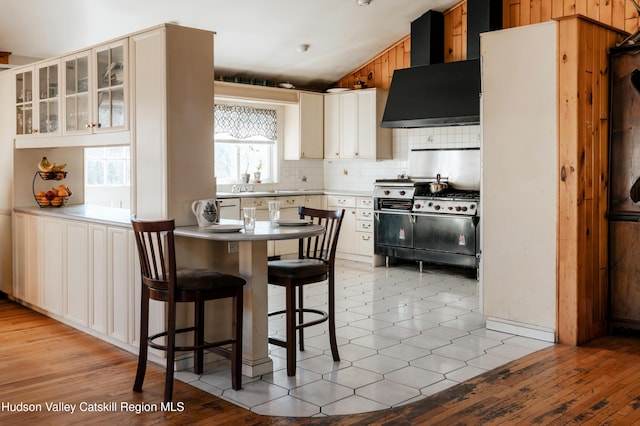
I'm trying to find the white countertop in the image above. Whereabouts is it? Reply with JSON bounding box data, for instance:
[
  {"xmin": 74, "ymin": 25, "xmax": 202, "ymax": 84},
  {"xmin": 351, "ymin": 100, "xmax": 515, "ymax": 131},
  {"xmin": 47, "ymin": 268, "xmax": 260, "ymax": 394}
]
[
  {"xmin": 14, "ymin": 204, "xmax": 132, "ymax": 227},
  {"xmin": 217, "ymin": 189, "xmax": 372, "ymax": 198},
  {"xmin": 13, "ymin": 189, "xmax": 373, "ymax": 226},
  {"xmin": 175, "ymin": 219, "xmax": 325, "ymax": 241}
]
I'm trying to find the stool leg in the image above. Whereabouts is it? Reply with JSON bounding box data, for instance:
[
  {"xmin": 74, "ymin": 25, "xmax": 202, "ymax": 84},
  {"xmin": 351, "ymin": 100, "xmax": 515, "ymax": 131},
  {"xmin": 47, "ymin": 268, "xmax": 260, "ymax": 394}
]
[
  {"xmin": 231, "ymin": 287, "xmax": 243, "ymax": 390},
  {"xmin": 194, "ymin": 301, "xmax": 205, "ymax": 375},
  {"xmin": 133, "ymin": 286, "xmax": 149, "ymax": 392},
  {"xmin": 328, "ymin": 272, "xmax": 340, "ymax": 361},
  {"xmin": 286, "ymin": 282, "xmax": 297, "ymax": 376},
  {"xmin": 164, "ymin": 299, "xmax": 177, "ymax": 403},
  {"xmin": 298, "ymin": 285, "xmax": 305, "ymax": 352}
]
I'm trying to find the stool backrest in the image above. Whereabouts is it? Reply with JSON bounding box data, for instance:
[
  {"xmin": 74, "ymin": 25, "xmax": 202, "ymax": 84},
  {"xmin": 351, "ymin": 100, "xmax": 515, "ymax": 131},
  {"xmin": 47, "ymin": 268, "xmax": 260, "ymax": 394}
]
[
  {"xmin": 131, "ymin": 217, "xmax": 176, "ymax": 295},
  {"xmin": 297, "ymin": 207, "xmax": 344, "ymax": 264}
]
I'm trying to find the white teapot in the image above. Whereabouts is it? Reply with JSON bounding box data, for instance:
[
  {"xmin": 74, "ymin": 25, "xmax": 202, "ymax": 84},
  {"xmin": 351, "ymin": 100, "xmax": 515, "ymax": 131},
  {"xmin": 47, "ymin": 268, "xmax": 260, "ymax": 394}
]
[{"xmin": 191, "ymin": 198, "xmax": 220, "ymax": 227}]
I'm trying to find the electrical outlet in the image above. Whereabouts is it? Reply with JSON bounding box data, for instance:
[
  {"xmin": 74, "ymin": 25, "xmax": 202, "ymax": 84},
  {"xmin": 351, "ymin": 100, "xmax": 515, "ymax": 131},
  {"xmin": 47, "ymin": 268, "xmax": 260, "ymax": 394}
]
[{"xmin": 228, "ymin": 241, "xmax": 238, "ymax": 253}]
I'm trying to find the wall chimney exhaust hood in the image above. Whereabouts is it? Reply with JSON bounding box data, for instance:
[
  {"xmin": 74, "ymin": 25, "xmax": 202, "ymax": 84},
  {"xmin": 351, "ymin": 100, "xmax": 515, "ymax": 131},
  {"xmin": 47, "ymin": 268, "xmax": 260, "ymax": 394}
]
[
  {"xmin": 380, "ymin": 59, "xmax": 480, "ymax": 128},
  {"xmin": 381, "ymin": 0, "xmax": 501, "ymax": 128}
]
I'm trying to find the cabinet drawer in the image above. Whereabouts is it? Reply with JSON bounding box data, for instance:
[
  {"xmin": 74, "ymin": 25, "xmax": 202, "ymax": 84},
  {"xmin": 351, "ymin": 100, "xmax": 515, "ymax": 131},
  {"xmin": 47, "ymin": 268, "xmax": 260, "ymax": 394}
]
[
  {"xmin": 277, "ymin": 195, "xmax": 306, "ymax": 208},
  {"xmin": 357, "ymin": 209, "xmax": 373, "ymax": 221},
  {"xmin": 327, "ymin": 195, "xmax": 356, "ymax": 208},
  {"xmin": 357, "ymin": 233, "xmax": 373, "ymax": 254},
  {"xmin": 357, "ymin": 197, "xmax": 373, "ymax": 209},
  {"xmin": 356, "ymin": 220, "xmax": 373, "ymax": 233},
  {"xmin": 241, "ymin": 197, "xmax": 274, "ymax": 209}
]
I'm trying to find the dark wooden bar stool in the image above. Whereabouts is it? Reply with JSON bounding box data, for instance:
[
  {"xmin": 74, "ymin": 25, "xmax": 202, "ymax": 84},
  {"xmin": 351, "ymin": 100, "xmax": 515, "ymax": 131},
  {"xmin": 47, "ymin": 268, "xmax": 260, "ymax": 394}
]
[
  {"xmin": 131, "ymin": 217, "xmax": 245, "ymax": 402},
  {"xmin": 267, "ymin": 207, "xmax": 344, "ymax": 376}
]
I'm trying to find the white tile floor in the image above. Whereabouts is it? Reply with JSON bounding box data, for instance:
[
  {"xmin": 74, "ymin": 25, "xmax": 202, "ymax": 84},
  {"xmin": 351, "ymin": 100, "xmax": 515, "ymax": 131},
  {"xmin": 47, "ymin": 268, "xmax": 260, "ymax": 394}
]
[{"xmin": 176, "ymin": 260, "xmax": 554, "ymax": 417}]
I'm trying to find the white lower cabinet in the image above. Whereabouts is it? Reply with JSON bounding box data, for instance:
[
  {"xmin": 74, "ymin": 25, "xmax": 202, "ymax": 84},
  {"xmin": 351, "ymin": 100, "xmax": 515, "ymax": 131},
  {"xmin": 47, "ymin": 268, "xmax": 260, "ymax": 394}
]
[
  {"xmin": 13, "ymin": 212, "xmax": 142, "ymax": 353},
  {"xmin": 304, "ymin": 194, "xmax": 323, "ymax": 209},
  {"xmin": 89, "ymin": 224, "xmax": 108, "ymax": 334},
  {"xmin": 356, "ymin": 197, "xmax": 374, "ymax": 256},
  {"xmin": 41, "ymin": 217, "xmax": 64, "ymax": 316},
  {"xmin": 107, "ymin": 226, "xmax": 132, "ymax": 344},
  {"xmin": 13, "ymin": 213, "xmax": 42, "ymax": 306},
  {"xmin": 327, "ymin": 195, "xmax": 373, "ymax": 261},
  {"xmin": 327, "ymin": 195, "xmax": 357, "ymax": 255},
  {"xmin": 12, "ymin": 213, "xmax": 27, "ymax": 301},
  {"xmin": 13, "ymin": 213, "xmax": 44, "ymax": 306},
  {"xmin": 65, "ymin": 221, "xmax": 89, "ymax": 326}
]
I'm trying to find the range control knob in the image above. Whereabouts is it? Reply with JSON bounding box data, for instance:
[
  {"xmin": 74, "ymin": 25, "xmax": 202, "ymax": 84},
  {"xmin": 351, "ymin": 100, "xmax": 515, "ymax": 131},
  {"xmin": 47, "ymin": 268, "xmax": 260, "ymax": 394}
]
[
  {"xmin": 428, "ymin": 202, "xmax": 433, "ymax": 207},
  {"xmin": 384, "ymin": 190, "xmax": 390, "ymax": 196},
  {"xmin": 462, "ymin": 206, "xmax": 468, "ymax": 212},
  {"xmin": 414, "ymin": 204, "xmax": 421, "ymax": 209},
  {"xmin": 455, "ymin": 206, "xmax": 461, "ymax": 211},
  {"xmin": 434, "ymin": 205, "xmax": 441, "ymax": 211},
  {"xmin": 469, "ymin": 204, "xmax": 475, "ymax": 210},
  {"xmin": 448, "ymin": 206, "xmax": 454, "ymax": 211},
  {"xmin": 399, "ymin": 191, "xmax": 406, "ymax": 196}
]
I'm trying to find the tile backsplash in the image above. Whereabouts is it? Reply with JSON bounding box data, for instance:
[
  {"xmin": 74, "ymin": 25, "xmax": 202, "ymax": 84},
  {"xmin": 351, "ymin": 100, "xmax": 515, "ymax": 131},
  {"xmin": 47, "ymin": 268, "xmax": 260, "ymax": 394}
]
[
  {"xmin": 324, "ymin": 125, "xmax": 480, "ymax": 192},
  {"xmin": 216, "ymin": 125, "xmax": 480, "ymax": 194}
]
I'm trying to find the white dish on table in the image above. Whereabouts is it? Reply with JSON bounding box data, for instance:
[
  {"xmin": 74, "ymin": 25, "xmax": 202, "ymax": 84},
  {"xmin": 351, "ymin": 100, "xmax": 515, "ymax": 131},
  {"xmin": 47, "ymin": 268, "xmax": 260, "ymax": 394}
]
[
  {"xmin": 204, "ymin": 224, "xmax": 243, "ymax": 233},
  {"xmin": 277, "ymin": 219, "xmax": 311, "ymax": 226}
]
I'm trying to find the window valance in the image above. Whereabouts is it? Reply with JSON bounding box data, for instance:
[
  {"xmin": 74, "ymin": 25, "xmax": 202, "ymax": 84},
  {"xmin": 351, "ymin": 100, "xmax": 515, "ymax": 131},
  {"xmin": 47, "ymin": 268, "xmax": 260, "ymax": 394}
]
[{"xmin": 214, "ymin": 104, "xmax": 277, "ymax": 140}]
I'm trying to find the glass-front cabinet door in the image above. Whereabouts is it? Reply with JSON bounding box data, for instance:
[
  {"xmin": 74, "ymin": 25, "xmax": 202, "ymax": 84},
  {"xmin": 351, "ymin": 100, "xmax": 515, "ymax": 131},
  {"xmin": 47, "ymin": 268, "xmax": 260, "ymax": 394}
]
[
  {"xmin": 64, "ymin": 53, "xmax": 90, "ymax": 133},
  {"xmin": 94, "ymin": 41, "xmax": 126, "ymax": 131},
  {"xmin": 62, "ymin": 39, "xmax": 127, "ymax": 136},
  {"xmin": 15, "ymin": 61, "xmax": 61, "ymax": 137},
  {"xmin": 36, "ymin": 61, "xmax": 60, "ymax": 135},
  {"xmin": 15, "ymin": 69, "xmax": 33, "ymax": 135}
]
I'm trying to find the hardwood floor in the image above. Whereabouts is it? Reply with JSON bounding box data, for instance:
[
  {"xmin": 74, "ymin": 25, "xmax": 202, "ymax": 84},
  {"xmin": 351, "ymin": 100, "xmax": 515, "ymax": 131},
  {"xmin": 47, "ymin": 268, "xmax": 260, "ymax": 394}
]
[{"xmin": 3, "ymin": 298, "xmax": 640, "ymax": 425}]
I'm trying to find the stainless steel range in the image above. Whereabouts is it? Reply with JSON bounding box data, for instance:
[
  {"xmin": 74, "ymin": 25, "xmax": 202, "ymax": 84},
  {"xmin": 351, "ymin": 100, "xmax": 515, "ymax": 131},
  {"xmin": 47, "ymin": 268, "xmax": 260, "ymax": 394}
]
[{"xmin": 374, "ymin": 148, "xmax": 480, "ymax": 271}]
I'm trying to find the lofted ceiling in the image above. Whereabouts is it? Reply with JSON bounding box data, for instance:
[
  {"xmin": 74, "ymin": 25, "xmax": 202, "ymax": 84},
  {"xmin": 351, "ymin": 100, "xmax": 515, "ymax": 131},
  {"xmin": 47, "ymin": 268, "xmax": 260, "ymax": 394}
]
[{"xmin": 0, "ymin": 0, "xmax": 459, "ymax": 90}]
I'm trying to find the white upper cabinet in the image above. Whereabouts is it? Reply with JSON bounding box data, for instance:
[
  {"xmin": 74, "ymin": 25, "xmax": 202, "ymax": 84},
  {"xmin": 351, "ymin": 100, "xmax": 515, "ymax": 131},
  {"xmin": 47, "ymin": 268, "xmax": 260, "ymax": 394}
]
[
  {"xmin": 323, "ymin": 88, "xmax": 391, "ymax": 160},
  {"xmin": 62, "ymin": 39, "xmax": 128, "ymax": 135},
  {"xmin": 15, "ymin": 59, "xmax": 61, "ymax": 137},
  {"xmin": 13, "ymin": 38, "xmax": 130, "ymax": 148},
  {"xmin": 284, "ymin": 91, "xmax": 324, "ymax": 160}
]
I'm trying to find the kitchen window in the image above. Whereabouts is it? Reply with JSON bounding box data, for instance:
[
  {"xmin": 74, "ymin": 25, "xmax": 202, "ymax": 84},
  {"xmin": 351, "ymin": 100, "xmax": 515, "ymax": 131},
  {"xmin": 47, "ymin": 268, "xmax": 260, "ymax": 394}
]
[
  {"xmin": 84, "ymin": 146, "xmax": 131, "ymax": 208},
  {"xmin": 214, "ymin": 102, "xmax": 279, "ymax": 184}
]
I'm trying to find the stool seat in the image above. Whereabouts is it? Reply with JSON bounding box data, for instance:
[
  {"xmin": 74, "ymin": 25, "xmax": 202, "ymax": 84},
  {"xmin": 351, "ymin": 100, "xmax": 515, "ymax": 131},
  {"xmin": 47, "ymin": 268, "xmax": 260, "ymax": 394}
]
[
  {"xmin": 268, "ymin": 259, "xmax": 327, "ymax": 280},
  {"xmin": 175, "ymin": 269, "xmax": 246, "ymax": 292}
]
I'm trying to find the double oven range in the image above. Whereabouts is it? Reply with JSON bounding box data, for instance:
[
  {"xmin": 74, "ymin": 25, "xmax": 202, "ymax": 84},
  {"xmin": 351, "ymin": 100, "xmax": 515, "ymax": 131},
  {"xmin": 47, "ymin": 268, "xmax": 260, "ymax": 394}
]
[{"xmin": 373, "ymin": 148, "xmax": 480, "ymax": 271}]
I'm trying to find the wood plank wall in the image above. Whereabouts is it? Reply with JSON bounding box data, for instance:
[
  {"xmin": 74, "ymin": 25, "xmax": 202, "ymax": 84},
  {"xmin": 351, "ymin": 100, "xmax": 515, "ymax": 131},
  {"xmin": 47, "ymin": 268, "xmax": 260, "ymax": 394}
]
[
  {"xmin": 335, "ymin": 2, "xmax": 467, "ymax": 89},
  {"xmin": 504, "ymin": 0, "xmax": 640, "ymax": 32},
  {"xmin": 557, "ymin": 17, "xmax": 626, "ymax": 345},
  {"xmin": 335, "ymin": 0, "xmax": 638, "ymax": 90}
]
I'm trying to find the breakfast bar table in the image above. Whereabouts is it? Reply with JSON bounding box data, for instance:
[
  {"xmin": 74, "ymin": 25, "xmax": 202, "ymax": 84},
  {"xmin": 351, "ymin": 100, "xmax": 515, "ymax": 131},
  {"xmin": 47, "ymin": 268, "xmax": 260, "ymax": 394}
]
[{"xmin": 174, "ymin": 220, "xmax": 324, "ymax": 377}]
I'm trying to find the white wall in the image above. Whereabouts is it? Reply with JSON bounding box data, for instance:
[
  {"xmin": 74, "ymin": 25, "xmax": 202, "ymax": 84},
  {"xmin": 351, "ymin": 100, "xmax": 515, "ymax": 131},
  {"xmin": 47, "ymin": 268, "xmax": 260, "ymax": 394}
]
[{"xmin": 480, "ymin": 21, "xmax": 558, "ymax": 342}]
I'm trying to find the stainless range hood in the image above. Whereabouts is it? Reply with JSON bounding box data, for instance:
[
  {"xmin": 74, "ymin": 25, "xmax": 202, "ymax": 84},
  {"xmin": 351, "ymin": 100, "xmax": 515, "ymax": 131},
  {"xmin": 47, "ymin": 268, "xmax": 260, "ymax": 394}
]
[{"xmin": 381, "ymin": 0, "xmax": 501, "ymax": 128}]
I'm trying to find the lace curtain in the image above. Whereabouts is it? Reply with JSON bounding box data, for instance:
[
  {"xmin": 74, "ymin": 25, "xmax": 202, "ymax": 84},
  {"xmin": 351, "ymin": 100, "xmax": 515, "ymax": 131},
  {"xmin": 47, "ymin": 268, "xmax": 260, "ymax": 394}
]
[{"xmin": 214, "ymin": 104, "xmax": 277, "ymax": 140}]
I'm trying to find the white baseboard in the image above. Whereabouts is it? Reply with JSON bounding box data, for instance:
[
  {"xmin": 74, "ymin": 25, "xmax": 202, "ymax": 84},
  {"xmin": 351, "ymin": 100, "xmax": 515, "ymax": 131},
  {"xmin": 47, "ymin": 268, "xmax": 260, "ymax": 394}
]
[{"xmin": 486, "ymin": 317, "xmax": 556, "ymax": 343}]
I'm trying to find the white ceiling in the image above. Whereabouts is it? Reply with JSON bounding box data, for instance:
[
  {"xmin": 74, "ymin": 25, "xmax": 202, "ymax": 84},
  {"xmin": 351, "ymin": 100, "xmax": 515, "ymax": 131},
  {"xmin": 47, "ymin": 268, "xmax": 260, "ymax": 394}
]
[{"xmin": 0, "ymin": 0, "xmax": 459, "ymax": 90}]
